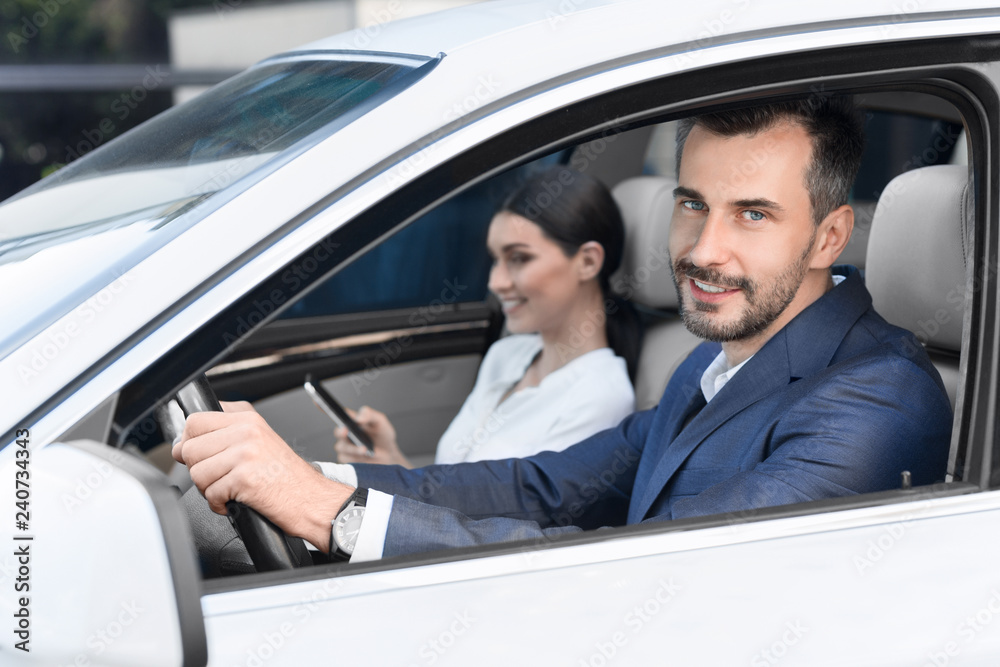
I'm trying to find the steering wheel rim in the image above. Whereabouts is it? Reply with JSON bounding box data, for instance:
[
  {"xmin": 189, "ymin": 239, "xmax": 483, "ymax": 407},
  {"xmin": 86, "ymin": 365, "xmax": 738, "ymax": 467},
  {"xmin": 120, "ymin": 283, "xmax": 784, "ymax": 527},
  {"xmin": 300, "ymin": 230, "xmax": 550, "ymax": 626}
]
[{"xmin": 166, "ymin": 374, "xmax": 311, "ymax": 572}]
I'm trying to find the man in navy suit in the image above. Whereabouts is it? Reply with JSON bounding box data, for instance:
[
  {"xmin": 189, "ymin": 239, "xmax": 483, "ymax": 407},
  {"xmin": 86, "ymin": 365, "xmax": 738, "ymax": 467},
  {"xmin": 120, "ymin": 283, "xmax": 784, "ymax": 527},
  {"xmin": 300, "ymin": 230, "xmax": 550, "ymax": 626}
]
[{"xmin": 174, "ymin": 96, "xmax": 952, "ymax": 561}]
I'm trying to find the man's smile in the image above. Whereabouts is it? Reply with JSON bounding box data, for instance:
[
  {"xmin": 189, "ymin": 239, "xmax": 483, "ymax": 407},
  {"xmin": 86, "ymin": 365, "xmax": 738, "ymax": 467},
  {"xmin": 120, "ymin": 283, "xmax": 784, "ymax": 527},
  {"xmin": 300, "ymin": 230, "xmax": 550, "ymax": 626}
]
[{"xmin": 689, "ymin": 278, "xmax": 741, "ymax": 304}]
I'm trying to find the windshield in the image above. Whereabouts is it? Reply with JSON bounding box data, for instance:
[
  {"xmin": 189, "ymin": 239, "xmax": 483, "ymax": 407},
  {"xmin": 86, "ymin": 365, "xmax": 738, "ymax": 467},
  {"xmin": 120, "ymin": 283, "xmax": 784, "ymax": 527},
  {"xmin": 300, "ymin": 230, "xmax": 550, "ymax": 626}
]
[{"xmin": 0, "ymin": 52, "xmax": 434, "ymax": 362}]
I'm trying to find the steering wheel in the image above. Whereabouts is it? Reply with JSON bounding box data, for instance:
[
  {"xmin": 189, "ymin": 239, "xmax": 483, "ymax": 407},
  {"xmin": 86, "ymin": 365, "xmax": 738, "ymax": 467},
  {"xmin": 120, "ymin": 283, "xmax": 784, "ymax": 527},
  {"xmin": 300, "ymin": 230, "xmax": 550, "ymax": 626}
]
[{"xmin": 162, "ymin": 374, "xmax": 312, "ymax": 573}]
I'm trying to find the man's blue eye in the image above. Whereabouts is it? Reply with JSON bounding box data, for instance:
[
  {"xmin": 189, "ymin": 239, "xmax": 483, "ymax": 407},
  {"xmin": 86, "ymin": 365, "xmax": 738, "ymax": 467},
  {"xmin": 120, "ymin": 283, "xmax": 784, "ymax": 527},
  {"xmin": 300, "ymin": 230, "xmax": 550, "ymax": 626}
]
[
  {"xmin": 742, "ymin": 210, "xmax": 765, "ymax": 221},
  {"xmin": 682, "ymin": 200, "xmax": 705, "ymax": 211}
]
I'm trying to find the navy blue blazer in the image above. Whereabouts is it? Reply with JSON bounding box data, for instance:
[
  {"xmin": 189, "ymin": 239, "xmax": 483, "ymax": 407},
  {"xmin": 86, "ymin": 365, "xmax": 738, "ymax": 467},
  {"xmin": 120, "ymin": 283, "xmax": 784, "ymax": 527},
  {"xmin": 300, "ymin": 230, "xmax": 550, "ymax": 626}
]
[{"xmin": 355, "ymin": 267, "xmax": 953, "ymax": 557}]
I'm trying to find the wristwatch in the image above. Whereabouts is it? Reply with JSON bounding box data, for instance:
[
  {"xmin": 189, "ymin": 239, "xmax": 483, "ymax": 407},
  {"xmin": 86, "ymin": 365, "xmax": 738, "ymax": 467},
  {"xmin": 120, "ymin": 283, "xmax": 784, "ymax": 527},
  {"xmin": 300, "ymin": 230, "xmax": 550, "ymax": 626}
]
[{"xmin": 330, "ymin": 487, "xmax": 368, "ymax": 561}]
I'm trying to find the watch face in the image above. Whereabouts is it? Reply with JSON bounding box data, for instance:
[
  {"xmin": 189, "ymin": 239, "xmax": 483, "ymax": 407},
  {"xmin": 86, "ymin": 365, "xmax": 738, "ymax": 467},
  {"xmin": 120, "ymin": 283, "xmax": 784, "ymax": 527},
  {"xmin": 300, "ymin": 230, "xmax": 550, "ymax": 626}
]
[{"xmin": 334, "ymin": 506, "xmax": 365, "ymax": 554}]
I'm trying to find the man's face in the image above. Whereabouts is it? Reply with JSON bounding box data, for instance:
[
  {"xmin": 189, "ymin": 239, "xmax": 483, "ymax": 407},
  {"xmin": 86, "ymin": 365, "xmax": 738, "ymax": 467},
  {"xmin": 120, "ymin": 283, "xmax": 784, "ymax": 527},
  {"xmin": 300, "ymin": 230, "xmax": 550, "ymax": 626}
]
[{"xmin": 668, "ymin": 121, "xmax": 821, "ymax": 344}]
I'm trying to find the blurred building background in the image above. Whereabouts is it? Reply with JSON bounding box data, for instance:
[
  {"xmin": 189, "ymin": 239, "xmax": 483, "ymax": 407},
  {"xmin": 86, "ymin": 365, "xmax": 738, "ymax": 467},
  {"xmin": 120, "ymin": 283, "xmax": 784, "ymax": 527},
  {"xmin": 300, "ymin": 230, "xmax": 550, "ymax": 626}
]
[{"xmin": 0, "ymin": 0, "xmax": 479, "ymax": 202}]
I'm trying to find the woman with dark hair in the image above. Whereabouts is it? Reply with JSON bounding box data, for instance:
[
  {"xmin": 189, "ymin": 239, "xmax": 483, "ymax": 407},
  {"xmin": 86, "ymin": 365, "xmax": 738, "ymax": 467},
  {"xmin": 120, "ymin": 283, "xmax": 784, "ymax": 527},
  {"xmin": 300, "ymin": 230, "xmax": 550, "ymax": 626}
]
[{"xmin": 335, "ymin": 165, "xmax": 639, "ymax": 467}]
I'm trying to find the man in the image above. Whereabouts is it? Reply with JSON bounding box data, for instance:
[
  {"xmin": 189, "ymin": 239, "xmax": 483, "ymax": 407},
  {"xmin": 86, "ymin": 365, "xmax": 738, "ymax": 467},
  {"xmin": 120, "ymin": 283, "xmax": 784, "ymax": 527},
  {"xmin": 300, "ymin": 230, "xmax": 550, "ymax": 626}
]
[{"xmin": 173, "ymin": 96, "xmax": 952, "ymax": 562}]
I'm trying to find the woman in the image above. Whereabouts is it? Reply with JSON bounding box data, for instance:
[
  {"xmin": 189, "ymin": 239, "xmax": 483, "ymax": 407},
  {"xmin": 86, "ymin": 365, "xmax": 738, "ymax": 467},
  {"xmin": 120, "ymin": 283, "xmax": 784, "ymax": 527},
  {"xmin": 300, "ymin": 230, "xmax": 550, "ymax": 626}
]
[{"xmin": 335, "ymin": 165, "xmax": 640, "ymax": 466}]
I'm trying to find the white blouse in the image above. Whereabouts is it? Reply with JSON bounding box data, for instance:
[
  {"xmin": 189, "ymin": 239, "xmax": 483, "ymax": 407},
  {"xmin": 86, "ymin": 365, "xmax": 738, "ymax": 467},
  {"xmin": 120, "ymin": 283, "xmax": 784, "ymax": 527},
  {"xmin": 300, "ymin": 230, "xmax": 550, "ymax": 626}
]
[{"xmin": 433, "ymin": 334, "xmax": 635, "ymax": 464}]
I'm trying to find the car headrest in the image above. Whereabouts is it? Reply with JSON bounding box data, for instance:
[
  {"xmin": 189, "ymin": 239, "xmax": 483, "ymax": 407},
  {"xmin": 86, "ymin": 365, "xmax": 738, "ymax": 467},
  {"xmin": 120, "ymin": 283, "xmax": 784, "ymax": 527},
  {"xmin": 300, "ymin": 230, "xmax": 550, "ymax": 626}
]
[
  {"xmin": 611, "ymin": 176, "xmax": 678, "ymax": 310},
  {"xmin": 865, "ymin": 165, "xmax": 972, "ymax": 351}
]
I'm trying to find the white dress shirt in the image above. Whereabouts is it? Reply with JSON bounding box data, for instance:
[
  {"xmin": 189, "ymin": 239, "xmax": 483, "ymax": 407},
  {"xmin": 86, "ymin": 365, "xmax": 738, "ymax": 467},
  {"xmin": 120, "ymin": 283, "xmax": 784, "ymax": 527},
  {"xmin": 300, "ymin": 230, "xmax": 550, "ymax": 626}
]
[{"xmin": 434, "ymin": 334, "xmax": 635, "ymax": 463}]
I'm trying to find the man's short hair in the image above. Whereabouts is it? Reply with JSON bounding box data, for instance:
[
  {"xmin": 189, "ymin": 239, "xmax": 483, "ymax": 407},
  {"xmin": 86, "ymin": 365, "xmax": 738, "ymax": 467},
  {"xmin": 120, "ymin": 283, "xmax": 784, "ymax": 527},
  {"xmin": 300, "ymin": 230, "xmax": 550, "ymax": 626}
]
[{"xmin": 675, "ymin": 96, "xmax": 866, "ymax": 226}]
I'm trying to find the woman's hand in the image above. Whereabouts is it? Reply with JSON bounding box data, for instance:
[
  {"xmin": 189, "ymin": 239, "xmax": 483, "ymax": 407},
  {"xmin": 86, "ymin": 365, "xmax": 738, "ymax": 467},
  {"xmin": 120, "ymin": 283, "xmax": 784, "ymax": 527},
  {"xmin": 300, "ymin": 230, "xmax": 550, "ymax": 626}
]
[{"xmin": 334, "ymin": 406, "xmax": 413, "ymax": 467}]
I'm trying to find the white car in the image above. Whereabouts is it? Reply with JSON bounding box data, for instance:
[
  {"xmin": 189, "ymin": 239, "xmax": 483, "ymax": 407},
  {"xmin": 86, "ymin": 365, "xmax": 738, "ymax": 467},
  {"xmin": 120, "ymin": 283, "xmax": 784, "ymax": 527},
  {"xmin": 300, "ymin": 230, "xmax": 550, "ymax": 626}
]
[{"xmin": 1, "ymin": 1, "xmax": 999, "ymax": 664}]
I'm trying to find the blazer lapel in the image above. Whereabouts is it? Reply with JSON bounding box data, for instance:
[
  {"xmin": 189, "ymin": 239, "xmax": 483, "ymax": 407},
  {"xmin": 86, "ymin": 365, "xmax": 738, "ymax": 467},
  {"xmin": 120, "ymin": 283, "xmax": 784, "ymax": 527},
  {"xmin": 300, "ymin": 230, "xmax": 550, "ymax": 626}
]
[
  {"xmin": 630, "ymin": 265, "xmax": 873, "ymax": 522},
  {"xmin": 631, "ymin": 336, "xmax": 793, "ymax": 520}
]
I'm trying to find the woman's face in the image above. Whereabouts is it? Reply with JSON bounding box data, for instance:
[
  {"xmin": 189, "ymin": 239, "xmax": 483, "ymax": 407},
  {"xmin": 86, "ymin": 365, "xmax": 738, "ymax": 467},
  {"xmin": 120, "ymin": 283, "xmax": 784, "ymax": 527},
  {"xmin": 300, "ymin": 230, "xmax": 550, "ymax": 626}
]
[{"xmin": 486, "ymin": 211, "xmax": 596, "ymax": 336}]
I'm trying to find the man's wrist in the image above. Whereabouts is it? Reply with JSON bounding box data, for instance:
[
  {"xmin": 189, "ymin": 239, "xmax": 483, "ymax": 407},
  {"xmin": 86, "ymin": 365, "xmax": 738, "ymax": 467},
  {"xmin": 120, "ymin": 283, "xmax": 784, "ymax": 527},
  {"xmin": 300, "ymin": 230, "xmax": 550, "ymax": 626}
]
[{"xmin": 298, "ymin": 477, "xmax": 355, "ymax": 554}]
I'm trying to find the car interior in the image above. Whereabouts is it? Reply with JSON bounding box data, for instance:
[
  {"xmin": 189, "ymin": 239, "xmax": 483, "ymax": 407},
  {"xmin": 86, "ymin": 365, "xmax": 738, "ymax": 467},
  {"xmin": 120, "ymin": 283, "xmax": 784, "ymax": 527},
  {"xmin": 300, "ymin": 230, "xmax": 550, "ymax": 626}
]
[{"xmin": 65, "ymin": 80, "xmax": 977, "ymax": 582}]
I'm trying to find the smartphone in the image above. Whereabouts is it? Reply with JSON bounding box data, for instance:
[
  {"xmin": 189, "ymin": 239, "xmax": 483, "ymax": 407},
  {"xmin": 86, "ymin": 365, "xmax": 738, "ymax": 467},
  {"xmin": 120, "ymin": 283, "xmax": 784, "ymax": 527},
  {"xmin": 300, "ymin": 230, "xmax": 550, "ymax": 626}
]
[{"xmin": 303, "ymin": 376, "xmax": 375, "ymax": 455}]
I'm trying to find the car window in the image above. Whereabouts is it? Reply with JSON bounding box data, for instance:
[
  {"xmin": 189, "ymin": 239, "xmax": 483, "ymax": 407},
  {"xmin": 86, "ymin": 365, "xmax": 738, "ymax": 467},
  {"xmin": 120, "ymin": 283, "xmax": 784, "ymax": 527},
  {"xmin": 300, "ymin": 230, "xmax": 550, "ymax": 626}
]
[
  {"xmin": 281, "ymin": 152, "xmax": 569, "ymax": 317},
  {"xmin": 0, "ymin": 54, "xmax": 433, "ymax": 241},
  {"xmin": 0, "ymin": 52, "xmax": 436, "ymax": 363}
]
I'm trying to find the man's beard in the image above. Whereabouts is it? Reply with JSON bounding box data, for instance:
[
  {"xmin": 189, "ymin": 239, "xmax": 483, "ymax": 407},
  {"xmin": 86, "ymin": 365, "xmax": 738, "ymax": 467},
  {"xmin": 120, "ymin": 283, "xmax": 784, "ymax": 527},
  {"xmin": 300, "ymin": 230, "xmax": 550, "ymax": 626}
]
[{"xmin": 670, "ymin": 236, "xmax": 815, "ymax": 343}]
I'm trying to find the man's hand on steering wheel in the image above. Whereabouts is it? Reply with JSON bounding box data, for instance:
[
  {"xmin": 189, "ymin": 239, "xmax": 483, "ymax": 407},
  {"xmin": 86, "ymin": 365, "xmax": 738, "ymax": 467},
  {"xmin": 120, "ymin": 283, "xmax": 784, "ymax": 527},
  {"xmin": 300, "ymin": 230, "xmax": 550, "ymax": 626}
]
[{"xmin": 172, "ymin": 401, "xmax": 354, "ymax": 553}]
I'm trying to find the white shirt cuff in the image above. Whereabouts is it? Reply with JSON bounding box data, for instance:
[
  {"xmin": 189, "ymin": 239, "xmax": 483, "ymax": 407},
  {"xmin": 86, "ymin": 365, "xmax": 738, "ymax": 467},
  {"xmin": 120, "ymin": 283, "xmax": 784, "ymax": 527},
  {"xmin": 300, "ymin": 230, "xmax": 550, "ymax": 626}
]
[
  {"xmin": 313, "ymin": 461, "xmax": 359, "ymax": 487},
  {"xmin": 350, "ymin": 490, "xmax": 393, "ymax": 563}
]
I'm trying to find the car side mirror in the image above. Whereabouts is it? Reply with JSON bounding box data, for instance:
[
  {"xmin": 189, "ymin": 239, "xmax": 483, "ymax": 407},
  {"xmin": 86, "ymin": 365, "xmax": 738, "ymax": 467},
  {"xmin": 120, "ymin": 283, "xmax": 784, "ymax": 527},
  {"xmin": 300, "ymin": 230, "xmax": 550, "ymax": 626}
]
[{"xmin": 0, "ymin": 439, "xmax": 207, "ymax": 666}]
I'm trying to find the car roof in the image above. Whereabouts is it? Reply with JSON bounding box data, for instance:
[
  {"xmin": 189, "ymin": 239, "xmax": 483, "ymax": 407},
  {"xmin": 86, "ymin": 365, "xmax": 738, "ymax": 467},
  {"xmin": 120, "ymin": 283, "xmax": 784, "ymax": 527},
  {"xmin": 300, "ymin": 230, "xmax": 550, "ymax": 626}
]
[{"xmin": 296, "ymin": 0, "xmax": 1000, "ymax": 62}]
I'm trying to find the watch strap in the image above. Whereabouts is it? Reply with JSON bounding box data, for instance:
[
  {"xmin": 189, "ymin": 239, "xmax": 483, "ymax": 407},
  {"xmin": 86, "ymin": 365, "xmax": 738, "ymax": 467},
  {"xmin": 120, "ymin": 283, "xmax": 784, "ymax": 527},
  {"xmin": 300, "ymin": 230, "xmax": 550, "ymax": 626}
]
[{"xmin": 337, "ymin": 486, "xmax": 368, "ymax": 515}]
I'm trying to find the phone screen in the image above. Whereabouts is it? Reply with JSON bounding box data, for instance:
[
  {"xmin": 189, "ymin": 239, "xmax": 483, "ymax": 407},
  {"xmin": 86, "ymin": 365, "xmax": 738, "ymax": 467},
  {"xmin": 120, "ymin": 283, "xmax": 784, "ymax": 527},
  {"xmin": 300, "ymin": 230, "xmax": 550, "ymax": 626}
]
[{"xmin": 303, "ymin": 377, "xmax": 375, "ymax": 454}]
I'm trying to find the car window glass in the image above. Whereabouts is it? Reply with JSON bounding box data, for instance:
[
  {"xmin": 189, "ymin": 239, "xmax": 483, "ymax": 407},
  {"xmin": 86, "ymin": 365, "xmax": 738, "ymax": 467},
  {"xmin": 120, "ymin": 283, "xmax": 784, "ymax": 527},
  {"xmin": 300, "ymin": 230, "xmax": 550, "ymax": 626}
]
[
  {"xmin": 0, "ymin": 53, "xmax": 433, "ymax": 363},
  {"xmin": 852, "ymin": 110, "xmax": 964, "ymax": 199},
  {"xmin": 281, "ymin": 152, "xmax": 569, "ymax": 317},
  {"xmin": 1, "ymin": 55, "xmax": 430, "ymax": 241}
]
